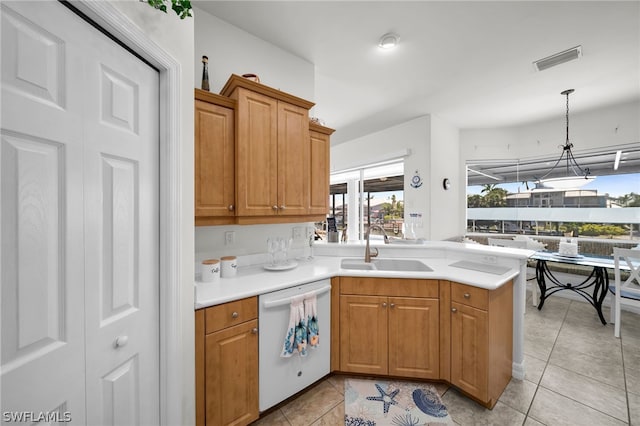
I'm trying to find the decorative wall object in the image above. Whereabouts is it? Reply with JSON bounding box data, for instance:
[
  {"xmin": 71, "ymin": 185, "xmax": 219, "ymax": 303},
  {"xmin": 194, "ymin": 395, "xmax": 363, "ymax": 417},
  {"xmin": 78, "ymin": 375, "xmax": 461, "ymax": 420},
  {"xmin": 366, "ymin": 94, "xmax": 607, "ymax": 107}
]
[{"xmin": 410, "ymin": 170, "xmax": 423, "ymax": 188}]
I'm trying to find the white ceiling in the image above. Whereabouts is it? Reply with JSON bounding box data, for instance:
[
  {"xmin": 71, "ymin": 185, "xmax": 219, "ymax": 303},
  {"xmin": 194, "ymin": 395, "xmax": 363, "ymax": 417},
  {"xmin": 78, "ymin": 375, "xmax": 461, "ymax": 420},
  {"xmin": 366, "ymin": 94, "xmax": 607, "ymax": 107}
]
[{"xmin": 194, "ymin": 1, "xmax": 640, "ymax": 145}]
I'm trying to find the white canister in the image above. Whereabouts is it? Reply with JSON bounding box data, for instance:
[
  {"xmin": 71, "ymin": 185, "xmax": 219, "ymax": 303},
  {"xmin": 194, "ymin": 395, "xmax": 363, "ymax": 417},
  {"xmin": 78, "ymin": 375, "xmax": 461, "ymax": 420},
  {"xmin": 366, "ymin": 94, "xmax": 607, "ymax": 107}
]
[
  {"xmin": 221, "ymin": 256, "xmax": 238, "ymax": 278},
  {"xmin": 201, "ymin": 259, "xmax": 220, "ymax": 282}
]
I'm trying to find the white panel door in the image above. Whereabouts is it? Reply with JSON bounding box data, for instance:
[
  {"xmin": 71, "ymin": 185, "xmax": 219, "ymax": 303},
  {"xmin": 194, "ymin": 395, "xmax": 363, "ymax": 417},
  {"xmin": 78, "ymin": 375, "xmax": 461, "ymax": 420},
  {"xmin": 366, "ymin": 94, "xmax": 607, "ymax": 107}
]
[
  {"xmin": 81, "ymin": 16, "xmax": 160, "ymax": 426},
  {"xmin": 0, "ymin": 2, "xmax": 160, "ymax": 425},
  {"xmin": 1, "ymin": 2, "xmax": 87, "ymax": 423}
]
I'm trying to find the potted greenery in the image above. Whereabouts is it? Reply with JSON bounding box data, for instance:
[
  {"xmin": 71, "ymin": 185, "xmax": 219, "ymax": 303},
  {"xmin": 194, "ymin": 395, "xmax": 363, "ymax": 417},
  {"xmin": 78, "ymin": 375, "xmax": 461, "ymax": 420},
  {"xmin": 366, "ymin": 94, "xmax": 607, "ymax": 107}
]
[{"xmin": 143, "ymin": 0, "xmax": 192, "ymax": 19}]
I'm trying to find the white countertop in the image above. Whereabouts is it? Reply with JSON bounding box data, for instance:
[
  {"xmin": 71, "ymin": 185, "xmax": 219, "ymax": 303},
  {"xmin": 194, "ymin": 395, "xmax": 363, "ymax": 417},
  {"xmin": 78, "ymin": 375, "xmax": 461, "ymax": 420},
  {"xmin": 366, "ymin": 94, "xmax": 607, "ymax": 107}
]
[{"xmin": 195, "ymin": 242, "xmax": 533, "ymax": 309}]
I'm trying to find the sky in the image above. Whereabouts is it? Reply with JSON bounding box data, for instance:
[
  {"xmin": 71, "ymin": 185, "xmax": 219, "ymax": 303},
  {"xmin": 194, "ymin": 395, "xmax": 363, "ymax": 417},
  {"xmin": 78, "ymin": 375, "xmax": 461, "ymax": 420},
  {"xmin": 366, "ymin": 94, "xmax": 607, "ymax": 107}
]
[{"xmin": 467, "ymin": 173, "xmax": 640, "ymax": 198}]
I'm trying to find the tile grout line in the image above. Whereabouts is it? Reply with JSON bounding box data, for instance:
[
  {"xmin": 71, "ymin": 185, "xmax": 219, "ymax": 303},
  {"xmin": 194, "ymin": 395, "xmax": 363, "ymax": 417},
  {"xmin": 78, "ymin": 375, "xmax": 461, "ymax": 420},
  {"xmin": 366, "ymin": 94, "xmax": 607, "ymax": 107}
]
[
  {"xmin": 520, "ymin": 298, "xmax": 572, "ymax": 424},
  {"xmin": 620, "ymin": 327, "xmax": 632, "ymax": 425},
  {"xmin": 534, "ymin": 301, "xmax": 630, "ymax": 424}
]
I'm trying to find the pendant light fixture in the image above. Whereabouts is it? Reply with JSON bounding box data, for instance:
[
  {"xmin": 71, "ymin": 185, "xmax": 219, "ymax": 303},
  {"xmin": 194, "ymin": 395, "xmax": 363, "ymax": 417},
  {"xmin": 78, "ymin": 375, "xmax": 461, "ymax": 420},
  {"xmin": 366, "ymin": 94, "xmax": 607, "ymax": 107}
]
[{"xmin": 536, "ymin": 89, "xmax": 592, "ymax": 187}]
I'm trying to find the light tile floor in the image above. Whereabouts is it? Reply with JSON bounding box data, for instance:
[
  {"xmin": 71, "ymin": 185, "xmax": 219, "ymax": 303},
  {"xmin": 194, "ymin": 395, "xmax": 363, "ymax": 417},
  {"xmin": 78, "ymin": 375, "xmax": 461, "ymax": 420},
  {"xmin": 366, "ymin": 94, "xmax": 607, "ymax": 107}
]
[{"xmin": 252, "ymin": 290, "xmax": 640, "ymax": 425}]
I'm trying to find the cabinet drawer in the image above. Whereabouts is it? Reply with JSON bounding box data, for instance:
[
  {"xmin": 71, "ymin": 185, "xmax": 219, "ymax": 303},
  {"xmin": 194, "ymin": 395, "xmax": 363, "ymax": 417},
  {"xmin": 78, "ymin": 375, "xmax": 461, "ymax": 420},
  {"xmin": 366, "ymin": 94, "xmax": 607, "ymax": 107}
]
[
  {"xmin": 205, "ymin": 297, "xmax": 258, "ymax": 334},
  {"xmin": 340, "ymin": 277, "xmax": 439, "ymax": 298},
  {"xmin": 451, "ymin": 283, "xmax": 488, "ymax": 311}
]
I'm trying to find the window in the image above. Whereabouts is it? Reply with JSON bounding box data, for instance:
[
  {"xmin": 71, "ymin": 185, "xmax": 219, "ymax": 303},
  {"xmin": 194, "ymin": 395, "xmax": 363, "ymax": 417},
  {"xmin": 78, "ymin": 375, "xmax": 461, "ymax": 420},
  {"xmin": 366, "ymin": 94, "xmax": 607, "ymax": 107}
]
[
  {"xmin": 466, "ymin": 144, "xmax": 640, "ymax": 246},
  {"xmin": 324, "ymin": 161, "xmax": 404, "ymax": 242}
]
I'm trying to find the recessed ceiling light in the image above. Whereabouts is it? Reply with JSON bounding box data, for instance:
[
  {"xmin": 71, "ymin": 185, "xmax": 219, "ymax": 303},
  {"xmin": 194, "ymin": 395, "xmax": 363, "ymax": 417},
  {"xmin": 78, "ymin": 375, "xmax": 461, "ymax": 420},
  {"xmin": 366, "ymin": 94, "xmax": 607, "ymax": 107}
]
[{"xmin": 378, "ymin": 33, "xmax": 399, "ymax": 50}]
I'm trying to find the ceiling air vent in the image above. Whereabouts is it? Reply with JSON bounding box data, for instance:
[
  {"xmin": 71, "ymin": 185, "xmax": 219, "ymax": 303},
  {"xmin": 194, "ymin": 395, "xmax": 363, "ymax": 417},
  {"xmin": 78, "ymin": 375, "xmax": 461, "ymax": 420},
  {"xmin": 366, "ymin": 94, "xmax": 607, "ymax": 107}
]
[{"xmin": 533, "ymin": 46, "xmax": 582, "ymax": 71}]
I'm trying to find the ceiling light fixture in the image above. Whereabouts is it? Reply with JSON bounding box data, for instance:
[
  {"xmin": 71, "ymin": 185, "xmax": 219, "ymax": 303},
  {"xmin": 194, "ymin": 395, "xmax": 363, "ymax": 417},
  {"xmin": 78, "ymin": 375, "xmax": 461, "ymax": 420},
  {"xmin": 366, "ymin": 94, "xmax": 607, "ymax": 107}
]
[
  {"xmin": 614, "ymin": 150, "xmax": 622, "ymax": 170},
  {"xmin": 378, "ymin": 33, "xmax": 399, "ymax": 49},
  {"xmin": 536, "ymin": 89, "xmax": 593, "ymax": 188},
  {"xmin": 467, "ymin": 168, "xmax": 503, "ymax": 181}
]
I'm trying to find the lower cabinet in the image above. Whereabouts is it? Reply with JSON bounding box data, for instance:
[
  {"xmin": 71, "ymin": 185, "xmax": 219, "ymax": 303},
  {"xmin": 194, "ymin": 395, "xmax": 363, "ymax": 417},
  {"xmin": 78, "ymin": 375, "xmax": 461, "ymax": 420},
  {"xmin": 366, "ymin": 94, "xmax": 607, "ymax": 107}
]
[
  {"xmin": 193, "ymin": 277, "xmax": 513, "ymax": 425},
  {"xmin": 196, "ymin": 297, "xmax": 259, "ymax": 426},
  {"xmin": 449, "ymin": 281, "xmax": 513, "ymax": 408},
  {"xmin": 335, "ymin": 277, "xmax": 513, "ymax": 409},
  {"xmin": 339, "ymin": 277, "xmax": 440, "ymax": 380}
]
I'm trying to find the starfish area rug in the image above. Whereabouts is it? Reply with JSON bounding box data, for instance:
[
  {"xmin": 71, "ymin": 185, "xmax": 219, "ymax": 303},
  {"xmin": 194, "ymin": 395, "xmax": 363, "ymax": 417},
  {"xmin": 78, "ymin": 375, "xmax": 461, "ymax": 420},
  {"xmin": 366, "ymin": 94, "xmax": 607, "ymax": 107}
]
[{"xmin": 344, "ymin": 378, "xmax": 454, "ymax": 426}]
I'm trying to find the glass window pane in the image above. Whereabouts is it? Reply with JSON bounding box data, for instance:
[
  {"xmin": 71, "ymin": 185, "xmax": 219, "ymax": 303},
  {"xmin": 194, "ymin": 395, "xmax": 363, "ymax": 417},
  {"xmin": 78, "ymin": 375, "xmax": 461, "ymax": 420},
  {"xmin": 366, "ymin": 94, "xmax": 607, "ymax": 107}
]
[{"xmin": 466, "ymin": 145, "xmax": 640, "ymax": 250}]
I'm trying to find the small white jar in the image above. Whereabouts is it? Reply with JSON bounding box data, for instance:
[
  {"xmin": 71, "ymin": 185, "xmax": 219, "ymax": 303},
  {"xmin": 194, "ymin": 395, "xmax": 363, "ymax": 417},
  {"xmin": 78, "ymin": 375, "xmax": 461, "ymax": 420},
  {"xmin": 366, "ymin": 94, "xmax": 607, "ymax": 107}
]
[
  {"xmin": 201, "ymin": 259, "xmax": 220, "ymax": 282},
  {"xmin": 221, "ymin": 256, "xmax": 238, "ymax": 278}
]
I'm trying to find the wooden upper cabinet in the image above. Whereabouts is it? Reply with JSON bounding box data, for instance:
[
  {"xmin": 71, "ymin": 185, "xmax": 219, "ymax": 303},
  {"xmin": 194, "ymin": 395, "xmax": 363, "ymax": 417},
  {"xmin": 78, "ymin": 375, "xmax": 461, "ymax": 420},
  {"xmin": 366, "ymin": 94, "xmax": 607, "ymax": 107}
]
[
  {"xmin": 194, "ymin": 89, "xmax": 235, "ymax": 225},
  {"xmin": 309, "ymin": 123, "xmax": 334, "ymax": 215},
  {"xmin": 234, "ymin": 88, "xmax": 279, "ymax": 216},
  {"xmin": 193, "ymin": 74, "xmax": 334, "ymax": 224},
  {"xmin": 222, "ymin": 75, "xmax": 317, "ymax": 218},
  {"xmin": 278, "ymin": 101, "xmax": 311, "ymax": 215}
]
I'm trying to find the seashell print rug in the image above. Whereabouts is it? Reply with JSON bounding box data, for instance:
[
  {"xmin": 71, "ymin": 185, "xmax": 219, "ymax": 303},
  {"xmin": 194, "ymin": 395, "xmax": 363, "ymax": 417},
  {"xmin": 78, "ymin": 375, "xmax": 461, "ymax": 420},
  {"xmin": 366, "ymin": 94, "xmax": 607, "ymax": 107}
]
[{"xmin": 344, "ymin": 378, "xmax": 454, "ymax": 425}]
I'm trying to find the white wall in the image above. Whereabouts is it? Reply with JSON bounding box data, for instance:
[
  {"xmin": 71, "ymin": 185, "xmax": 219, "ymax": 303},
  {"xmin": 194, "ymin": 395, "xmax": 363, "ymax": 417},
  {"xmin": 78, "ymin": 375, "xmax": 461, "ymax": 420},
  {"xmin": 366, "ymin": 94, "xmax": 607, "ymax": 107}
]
[
  {"xmin": 193, "ymin": 6, "xmax": 314, "ymax": 102},
  {"xmin": 106, "ymin": 2, "xmax": 195, "ymax": 424},
  {"xmin": 193, "ymin": 7, "xmax": 319, "ymax": 261},
  {"xmin": 429, "ymin": 115, "xmax": 462, "ymax": 240},
  {"xmin": 331, "ymin": 115, "xmax": 462, "ymax": 241},
  {"xmin": 461, "ymin": 100, "xmax": 640, "ymax": 162}
]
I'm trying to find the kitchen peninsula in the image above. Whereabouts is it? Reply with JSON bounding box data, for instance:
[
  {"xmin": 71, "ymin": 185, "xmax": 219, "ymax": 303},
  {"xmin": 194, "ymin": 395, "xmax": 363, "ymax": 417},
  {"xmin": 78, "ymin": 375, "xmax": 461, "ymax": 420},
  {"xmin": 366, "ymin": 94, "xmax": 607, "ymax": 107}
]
[{"xmin": 195, "ymin": 240, "xmax": 533, "ymax": 424}]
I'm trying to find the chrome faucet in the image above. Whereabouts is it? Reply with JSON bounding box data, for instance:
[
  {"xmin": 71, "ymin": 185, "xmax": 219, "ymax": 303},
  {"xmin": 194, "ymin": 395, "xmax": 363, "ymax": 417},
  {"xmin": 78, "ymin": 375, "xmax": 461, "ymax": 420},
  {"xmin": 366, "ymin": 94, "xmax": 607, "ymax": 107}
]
[{"xmin": 364, "ymin": 224, "xmax": 390, "ymax": 263}]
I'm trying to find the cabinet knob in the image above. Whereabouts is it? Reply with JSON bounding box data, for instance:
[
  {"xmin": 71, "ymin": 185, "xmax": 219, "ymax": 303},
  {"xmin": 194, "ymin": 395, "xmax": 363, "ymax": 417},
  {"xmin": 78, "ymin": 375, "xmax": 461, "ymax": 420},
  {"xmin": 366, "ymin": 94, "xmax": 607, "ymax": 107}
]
[
  {"xmin": 390, "ymin": 303, "xmax": 395, "ymax": 308},
  {"xmin": 231, "ymin": 311, "xmax": 239, "ymax": 319},
  {"xmin": 382, "ymin": 302, "xmax": 387, "ymax": 308},
  {"xmin": 280, "ymin": 205, "xmax": 286, "ymax": 210},
  {"xmin": 252, "ymin": 327, "xmax": 258, "ymax": 334},
  {"xmin": 228, "ymin": 204, "xmax": 234, "ymax": 211},
  {"xmin": 272, "ymin": 205, "xmax": 278, "ymax": 210},
  {"xmin": 464, "ymin": 293, "xmax": 471, "ymax": 299},
  {"xmin": 451, "ymin": 307, "xmax": 458, "ymax": 313},
  {"xmin": 114, "ymin": 335, "xmax": 129, "ymax": 348}
]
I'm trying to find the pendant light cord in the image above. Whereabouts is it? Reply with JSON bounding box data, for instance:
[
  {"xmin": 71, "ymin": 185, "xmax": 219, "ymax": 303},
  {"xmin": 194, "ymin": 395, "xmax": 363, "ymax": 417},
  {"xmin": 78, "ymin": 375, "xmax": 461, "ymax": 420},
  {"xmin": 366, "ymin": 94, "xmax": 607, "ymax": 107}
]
[{"xmin": 537, "ymin": 89, "xmax": 590, "ymax": 181}]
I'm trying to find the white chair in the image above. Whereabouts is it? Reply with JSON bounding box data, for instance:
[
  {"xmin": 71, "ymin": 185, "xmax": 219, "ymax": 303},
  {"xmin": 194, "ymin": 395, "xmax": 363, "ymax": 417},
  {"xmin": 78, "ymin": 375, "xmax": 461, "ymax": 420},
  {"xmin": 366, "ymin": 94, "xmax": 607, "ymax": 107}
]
[
  {"xmin": 487, "ymin": 238, "xmax": 527, "ymax": 249},
  {"xmin": 611, "ymin": 247, "xmax": 640, "ymax": 338}
]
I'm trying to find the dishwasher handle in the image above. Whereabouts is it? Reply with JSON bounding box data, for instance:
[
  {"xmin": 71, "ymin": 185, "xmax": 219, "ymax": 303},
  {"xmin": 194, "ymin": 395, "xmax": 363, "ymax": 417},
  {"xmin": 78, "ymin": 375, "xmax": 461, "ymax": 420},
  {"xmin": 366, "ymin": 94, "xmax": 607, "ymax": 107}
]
[{"xmin": 262, "ymin": 284, "xmax": 331, "ymax": 309}]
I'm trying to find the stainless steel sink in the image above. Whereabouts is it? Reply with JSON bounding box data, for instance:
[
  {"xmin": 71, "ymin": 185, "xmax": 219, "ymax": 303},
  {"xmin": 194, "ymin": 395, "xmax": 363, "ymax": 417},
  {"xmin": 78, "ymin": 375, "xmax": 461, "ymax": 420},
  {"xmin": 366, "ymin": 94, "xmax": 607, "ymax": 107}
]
[{"xmin": 340, "ymin": 258, "xmax": 432, "ymax": 272}]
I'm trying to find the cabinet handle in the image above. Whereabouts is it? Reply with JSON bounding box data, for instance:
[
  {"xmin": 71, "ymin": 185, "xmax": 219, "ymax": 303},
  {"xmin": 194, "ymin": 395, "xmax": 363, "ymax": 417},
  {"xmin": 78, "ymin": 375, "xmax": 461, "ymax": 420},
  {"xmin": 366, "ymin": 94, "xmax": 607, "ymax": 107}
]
[
  {"xmin": 272, "ymin": 205, "xmax": 278, "ymax": 210},
  {"xmin": 451, "ymin": 307, "xmax": 458, "ymax": 313},
  {"xmin": 382, "ymin": 302, "xmax": 387, "ymax": 308},
  {"xmin": 228, "ymin": 204, "xmax": 234, "ymax": 211},
  {"xmin": 231, "ymin": 311, "xmax": 239, "ymax": 319},
  {"xmin": 464, "ymin": 293, "xmax": 471, "ymax": 299},
  {"xmin": 252, "ymin": 327, "xmax": 258, "ymax": 334},
  {"xmin": 390, "ymin": 303, "xmax": 395, "ymax": 308},
  {"xmin": 280, "ymin": 205, "xmax": 286, "ymax": 210}
]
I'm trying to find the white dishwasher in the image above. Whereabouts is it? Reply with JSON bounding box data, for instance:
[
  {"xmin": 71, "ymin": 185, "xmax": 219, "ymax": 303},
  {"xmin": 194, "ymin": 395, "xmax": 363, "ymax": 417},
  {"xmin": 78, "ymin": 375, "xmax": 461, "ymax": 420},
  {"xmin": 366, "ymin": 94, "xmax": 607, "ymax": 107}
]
[{"xmin": 258, "ymin": 279, "xmax": 331, "ymax": 411}]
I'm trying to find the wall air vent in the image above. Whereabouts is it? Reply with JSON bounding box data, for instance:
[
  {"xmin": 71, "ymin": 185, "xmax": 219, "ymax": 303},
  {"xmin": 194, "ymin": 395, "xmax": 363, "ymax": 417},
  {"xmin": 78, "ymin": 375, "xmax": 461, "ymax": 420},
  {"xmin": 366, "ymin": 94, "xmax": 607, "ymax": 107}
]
[{"xmin": 533, "ymin": 46, "xmax": 582, "ymax": 71}]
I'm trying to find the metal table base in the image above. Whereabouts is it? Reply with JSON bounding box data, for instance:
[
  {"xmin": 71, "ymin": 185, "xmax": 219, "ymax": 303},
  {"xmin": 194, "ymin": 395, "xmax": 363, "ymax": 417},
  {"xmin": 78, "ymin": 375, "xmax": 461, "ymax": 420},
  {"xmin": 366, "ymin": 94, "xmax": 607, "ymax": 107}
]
[{"xmin": 535, "ymin": 259, "xmax": 609, "ymax": 324}]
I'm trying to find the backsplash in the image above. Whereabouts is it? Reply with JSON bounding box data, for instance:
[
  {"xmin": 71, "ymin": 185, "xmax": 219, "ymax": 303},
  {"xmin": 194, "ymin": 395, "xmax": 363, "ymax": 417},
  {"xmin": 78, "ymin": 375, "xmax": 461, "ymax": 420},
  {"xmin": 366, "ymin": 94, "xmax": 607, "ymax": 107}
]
[{"xmin": 195, "ymin": 222, "xmax": 316, "ymax": 263}]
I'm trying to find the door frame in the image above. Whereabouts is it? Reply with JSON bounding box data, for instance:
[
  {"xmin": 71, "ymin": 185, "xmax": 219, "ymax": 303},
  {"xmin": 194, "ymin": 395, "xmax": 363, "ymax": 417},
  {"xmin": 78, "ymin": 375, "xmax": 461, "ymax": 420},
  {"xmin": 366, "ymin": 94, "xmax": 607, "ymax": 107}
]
[{"xmin": 69, "ymin": 2, "xmax": 184, "ymax": 424}]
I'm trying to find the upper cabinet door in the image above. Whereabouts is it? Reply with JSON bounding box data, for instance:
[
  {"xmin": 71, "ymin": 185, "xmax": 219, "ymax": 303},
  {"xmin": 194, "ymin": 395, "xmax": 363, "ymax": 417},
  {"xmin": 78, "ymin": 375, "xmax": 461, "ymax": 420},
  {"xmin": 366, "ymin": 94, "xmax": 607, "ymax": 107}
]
[
  {"xmin": 309, "ymin": 128, "xmax": 331, "ymax": 215},
  {"xmin": 235, "ymin": 88, "xmax": 279, "ymax": 216},
  {"xmin": 195, "ymin": 98, "xmax": 235, "ymax": 219},
  {"xmin": 277, "ymin": 101, "xmax": 310, "ymax": 216}
]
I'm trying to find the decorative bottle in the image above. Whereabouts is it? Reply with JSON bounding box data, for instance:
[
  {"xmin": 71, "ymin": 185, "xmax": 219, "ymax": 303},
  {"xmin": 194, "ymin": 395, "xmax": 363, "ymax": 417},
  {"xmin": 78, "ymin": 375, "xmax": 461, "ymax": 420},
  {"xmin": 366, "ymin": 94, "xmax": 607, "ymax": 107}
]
[{"xmin": 201, "ymin": 56, "xmax": 210, "ymax": 91}]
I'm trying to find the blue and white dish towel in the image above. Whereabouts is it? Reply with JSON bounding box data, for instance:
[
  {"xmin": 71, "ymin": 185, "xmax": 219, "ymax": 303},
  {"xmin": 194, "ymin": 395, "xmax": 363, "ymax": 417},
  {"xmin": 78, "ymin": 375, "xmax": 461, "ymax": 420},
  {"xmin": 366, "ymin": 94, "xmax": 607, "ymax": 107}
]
[{"xmin": 281, "ymin": 294, "xmax": 319, "ymax": 357}]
